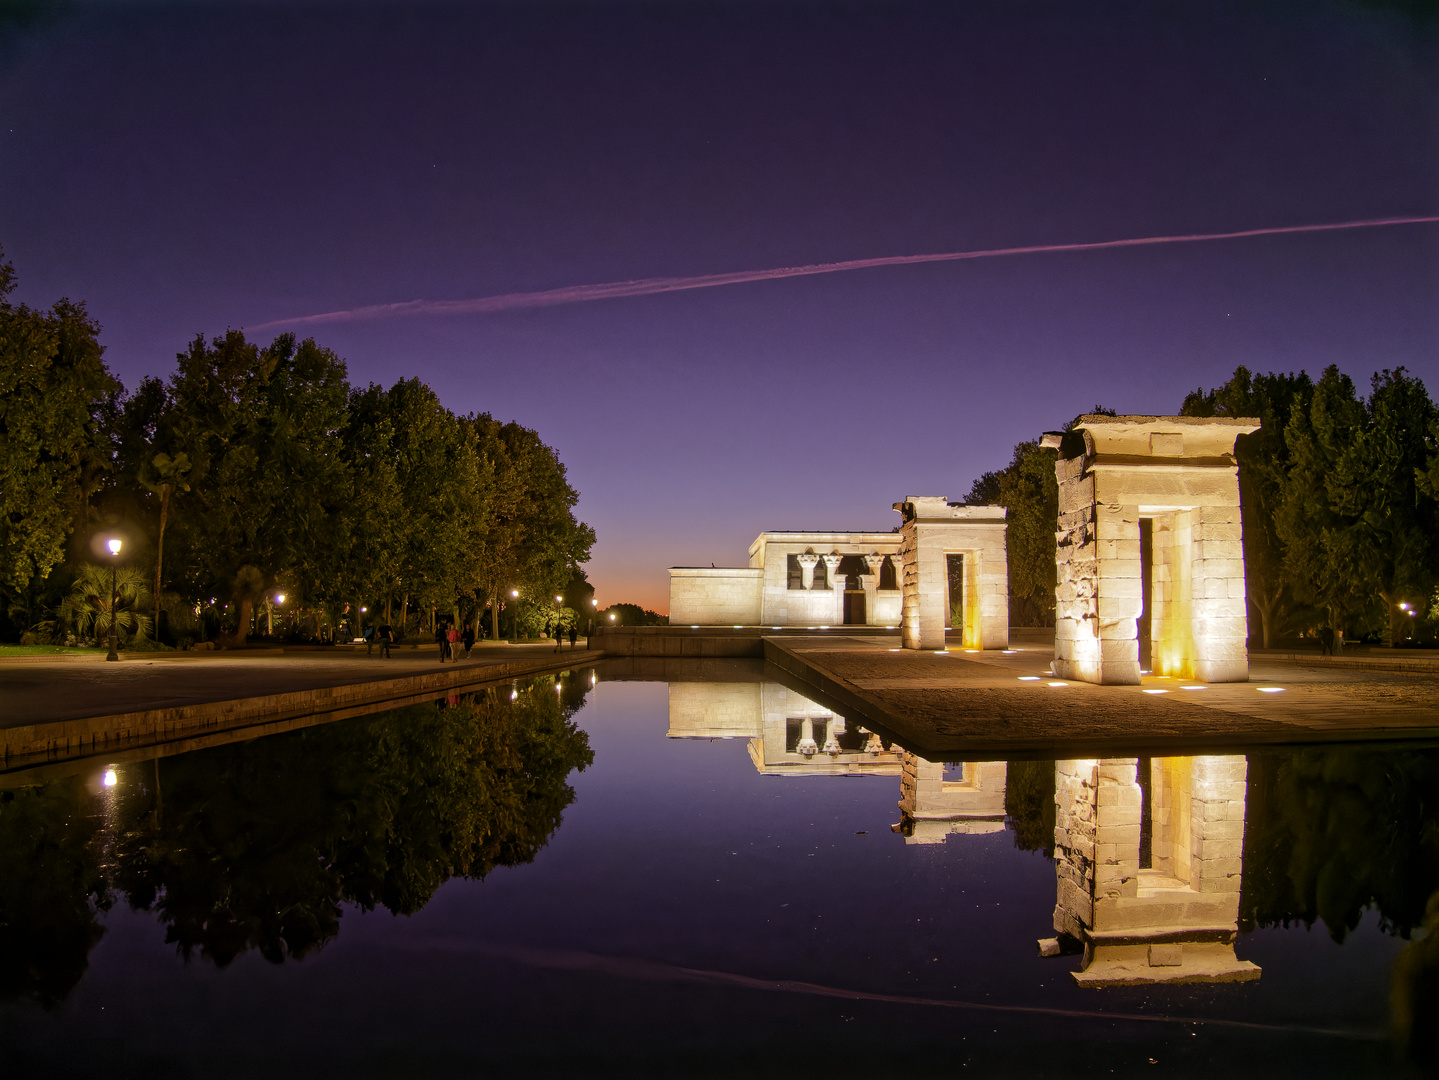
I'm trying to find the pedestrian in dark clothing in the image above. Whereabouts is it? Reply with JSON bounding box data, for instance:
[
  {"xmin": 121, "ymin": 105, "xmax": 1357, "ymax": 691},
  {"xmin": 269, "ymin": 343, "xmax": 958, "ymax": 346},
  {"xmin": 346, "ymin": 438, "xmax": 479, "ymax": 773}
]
[
  {"xmin": 568, "ymin": 624, "xmax": 578, "ymax": 649},
  {"xmin": 364, "ymin": 623, "xmax": 374, "ymax": 657},
  {"xmin": 462, "ymin": 622, "xmax": 475, "ymax": 658},
  {"xmin": 435, "ymin": 621, "xmax": 449, "ymax": 662},
  {"xmin": 378, "ymin": 622, "xmax": 393, "ymax": 659}
]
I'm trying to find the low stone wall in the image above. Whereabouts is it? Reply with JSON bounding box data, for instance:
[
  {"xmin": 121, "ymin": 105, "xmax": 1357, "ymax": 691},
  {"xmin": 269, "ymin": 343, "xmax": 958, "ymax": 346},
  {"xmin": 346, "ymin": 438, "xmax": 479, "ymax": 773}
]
[{"xmin": 2, "ymin": 652, "xmax": 604, "ymax": 771}]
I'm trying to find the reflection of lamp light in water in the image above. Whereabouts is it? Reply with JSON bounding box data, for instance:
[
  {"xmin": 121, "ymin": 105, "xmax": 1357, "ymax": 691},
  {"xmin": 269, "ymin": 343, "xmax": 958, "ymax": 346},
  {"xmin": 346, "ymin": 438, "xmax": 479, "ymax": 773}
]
[
  {"xmin": 510, "ymin": 689, "xmax": 518, "ymax": 701},
  {"xmin": 103, "ymin": 769, "xmax": 117, "ymax": 787}
]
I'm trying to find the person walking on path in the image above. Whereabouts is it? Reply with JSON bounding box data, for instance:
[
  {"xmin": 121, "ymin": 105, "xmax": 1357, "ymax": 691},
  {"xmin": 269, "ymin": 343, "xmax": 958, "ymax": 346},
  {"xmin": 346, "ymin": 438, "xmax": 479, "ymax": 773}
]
[
  {"xmin": 364, "ymin": 622, "xmax": 374, "ymax": 657},
  {"xmin": 377, "ymin": 622, "xmax": 393, "ymax": 659},
  {"xmin": 462, "ymin": 622, "xmax": 475, "ymax": 659},
  {"xmin": 568, "ymin": 624, "xmax": 578, "ymax": 650},
  {"xmin": 435, "ymin": 620, "xmax": 450, "ymax": 662},
  {"xmin": 448, "ymin": 623, "xmax": 462, "ymax": 662}
]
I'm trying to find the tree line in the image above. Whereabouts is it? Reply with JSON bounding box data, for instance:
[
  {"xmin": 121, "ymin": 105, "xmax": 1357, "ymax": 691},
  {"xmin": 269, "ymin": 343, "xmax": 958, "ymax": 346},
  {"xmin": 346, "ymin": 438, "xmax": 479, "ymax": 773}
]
[
  {"xmin": 968, "ymin": 365, "xmax": 1439, "ymax": 647},
  {"xmin": 0, "ymin": 248, "xmax": 595, "ymax": 646}
]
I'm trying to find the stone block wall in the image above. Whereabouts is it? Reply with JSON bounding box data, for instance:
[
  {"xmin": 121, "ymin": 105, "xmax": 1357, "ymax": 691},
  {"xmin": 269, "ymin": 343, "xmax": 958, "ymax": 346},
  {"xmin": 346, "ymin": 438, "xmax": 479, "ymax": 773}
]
[
  {"xmin": 1045, "ymin": 416, "xmax": 1258, "ymax": 684},
  {"xmin": 668, "ymin": 568, "xmax": 763, "ymax": 625}
]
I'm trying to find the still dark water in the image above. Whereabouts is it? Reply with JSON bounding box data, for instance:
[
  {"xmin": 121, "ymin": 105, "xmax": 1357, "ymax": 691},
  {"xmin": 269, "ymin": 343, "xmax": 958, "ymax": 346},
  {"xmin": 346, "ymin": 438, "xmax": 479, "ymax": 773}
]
[{"xmin": 1, "ymin": 663, "xmax": 1435, "ymax": 1078}]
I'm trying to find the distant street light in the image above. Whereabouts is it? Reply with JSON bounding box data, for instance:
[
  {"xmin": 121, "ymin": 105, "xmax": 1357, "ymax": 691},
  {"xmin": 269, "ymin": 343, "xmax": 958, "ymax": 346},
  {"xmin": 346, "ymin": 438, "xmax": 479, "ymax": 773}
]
[
  {"xmin": 105, "ymin": 537, "xmax": 122, "ymax": 662},
  {"xmin": 276, "ymin": 594, "xmax": 286, "ymax": 604}
]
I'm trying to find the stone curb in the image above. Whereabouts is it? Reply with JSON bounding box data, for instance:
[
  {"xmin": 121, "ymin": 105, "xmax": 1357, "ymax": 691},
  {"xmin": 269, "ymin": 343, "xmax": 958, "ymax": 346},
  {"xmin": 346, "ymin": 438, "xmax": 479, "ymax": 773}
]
[{"xmin": 2, "ymin": 650, "xmax": 606, "ymax": 766}]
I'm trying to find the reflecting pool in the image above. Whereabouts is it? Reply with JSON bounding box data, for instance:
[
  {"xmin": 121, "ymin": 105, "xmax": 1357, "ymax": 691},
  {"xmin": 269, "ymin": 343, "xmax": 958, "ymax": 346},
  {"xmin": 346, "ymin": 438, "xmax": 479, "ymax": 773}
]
[{"xmin": 1, "ymin": 661, "xmax": 1435, "ymax": 1077}]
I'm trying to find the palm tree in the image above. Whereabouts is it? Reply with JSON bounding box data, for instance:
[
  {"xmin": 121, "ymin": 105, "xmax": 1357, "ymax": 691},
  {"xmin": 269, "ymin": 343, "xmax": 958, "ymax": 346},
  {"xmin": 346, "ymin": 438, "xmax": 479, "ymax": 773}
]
[
  {"xmin": 44, "ymin": 563, "xmax": 154, "ymax": 646},
  {"xmin": 140, "ymin": 451, "xmax": 191, "ymax": 643}
]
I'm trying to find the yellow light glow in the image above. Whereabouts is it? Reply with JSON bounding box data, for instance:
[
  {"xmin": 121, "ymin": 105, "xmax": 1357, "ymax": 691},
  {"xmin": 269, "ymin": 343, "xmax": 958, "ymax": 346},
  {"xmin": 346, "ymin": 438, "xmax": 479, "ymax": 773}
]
[
  {"xmin": 103, "ymin": 769, "xmax": 117, "ymax": 787},
  {"xmin": 1047, "ymin": 681, "xmax": 1068, "ymax": 687},
  {"xmin": 1018, "ymin": 676, "xmax": 1041, "ymax": 681},
  {"xmin": 1143, "ymin": 689, "xmax": 1168, "ymax": 695},
  {"xmin": 106, "ymin": 538, "xmax": 122, "ymax": 555},
  {"xmin": 1180, "ymin": 685, "xmax": 1206, "ymax": 691},
  {"xmin": 275, "ymin": 594, "xmax": 286, "ymax": 604},
  {"xmin": 1257, "ymin": 686, "xmax": 1285, "ymax": 693}
]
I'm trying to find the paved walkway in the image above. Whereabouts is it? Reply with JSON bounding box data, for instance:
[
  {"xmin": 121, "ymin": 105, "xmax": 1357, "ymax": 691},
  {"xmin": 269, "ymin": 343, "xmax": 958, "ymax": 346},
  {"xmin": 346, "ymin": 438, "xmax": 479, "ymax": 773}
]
[
  {"xmin": 0, "ymin": 641, "xmax": 596, "ymax": 727},
  {"xmin": 763, "ymin": 635, "xmax": 1439, "ymax": 757}
]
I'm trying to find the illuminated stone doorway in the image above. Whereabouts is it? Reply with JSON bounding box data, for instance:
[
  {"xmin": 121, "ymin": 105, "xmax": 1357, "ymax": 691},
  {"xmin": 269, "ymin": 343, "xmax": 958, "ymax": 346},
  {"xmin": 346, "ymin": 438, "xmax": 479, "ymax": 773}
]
[
  {"xmin": 893, "ymin": 497, "xmax": 1008, "ymax": 651},
  {"xmin": 1041, "ymin": 416, "xmax": 1259, "ymax": 685}
]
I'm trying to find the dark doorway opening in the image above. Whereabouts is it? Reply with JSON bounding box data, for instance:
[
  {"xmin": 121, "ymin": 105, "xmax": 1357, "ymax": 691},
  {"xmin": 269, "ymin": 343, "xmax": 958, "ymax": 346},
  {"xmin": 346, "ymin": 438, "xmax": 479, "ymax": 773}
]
[
  {"xmin": 946, "ymin": 554, "xmax": 965, "ymax": 636},
  {"xmin": 1137, "ymin": 756, "xmax": 1153, "ymax": 870},
  {"xmin": 843, "ymin": 591, "xmax": 866, "ymax": 625},
  {"xmin": 1139, "ymin": 519, "xmax": 1154, "ymax": 672}
]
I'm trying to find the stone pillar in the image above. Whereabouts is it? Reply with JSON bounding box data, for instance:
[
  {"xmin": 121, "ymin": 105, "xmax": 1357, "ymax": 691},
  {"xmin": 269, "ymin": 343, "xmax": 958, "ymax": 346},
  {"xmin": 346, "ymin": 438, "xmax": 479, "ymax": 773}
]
[
  {"xmin": 796, "ymin": 552, "xmax": 819, "ymax": 591},
  {"xmin": 823, "ymin": 553, "xmax": 845, "ymax": 624},
  {"xmin": 821, "ymin": 717, "xmax": 843, "ymax": 754},
  {"xmin": 863, "ymin": 553, "xmax": 885, "ymax": 625},
  {"xmin": 894, "ymin": 497, "xmax": 1008, "ymax": 650},
  {"xmin": 796, "ymin": 718, "xmax": 817, "ymax": 756},
  {"xmin": 1044, "ymin": 417, "xmax": 1258, "ymax": 685}
]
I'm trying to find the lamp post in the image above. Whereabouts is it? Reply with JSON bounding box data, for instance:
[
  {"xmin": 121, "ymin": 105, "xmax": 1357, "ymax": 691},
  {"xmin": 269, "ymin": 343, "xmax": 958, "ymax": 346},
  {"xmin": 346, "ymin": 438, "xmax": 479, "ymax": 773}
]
[{"xmin": 105, "ymin": 537, "xmax": 122, "ymax": 661}]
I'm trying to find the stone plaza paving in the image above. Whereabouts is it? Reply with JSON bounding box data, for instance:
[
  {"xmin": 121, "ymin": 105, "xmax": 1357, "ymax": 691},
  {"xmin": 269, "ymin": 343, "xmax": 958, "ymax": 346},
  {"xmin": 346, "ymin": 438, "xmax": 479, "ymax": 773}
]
[{"xmin": 763, "ymin": 634, "xmax": 1439, "ymax": 757}]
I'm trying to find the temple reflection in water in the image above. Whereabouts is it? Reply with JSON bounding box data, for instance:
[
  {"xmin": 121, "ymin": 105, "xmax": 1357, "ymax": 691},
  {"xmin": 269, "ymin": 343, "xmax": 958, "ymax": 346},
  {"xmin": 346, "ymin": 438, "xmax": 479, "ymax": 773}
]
[
  {"xmin": 1045, "ymin": 756, "xmax": 1258, "ymax": 987},
  {"xmin": 666, "ymin": 676, "xmax": 1260, "ymax": 987}
]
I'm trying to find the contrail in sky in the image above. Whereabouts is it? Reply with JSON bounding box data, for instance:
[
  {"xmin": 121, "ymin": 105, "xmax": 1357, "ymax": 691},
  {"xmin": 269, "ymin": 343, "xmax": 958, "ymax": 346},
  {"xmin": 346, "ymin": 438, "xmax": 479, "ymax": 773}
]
[{"xmin": 248, "ymin": 214, "xmax": 1439, "ymax": 330}]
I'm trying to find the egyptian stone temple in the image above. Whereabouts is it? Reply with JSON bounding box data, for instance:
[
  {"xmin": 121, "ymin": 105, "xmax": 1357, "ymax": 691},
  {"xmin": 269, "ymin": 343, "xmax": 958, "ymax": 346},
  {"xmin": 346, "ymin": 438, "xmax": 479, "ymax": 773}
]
[
  {"xmin": 1043, "ymin": 755, "xmax": 1259, "ymax": 987},
  {"xmin": 1041, "ymin": 415, "xmax": 1260, "ymax": 685},
  {"xmin": 667, "ymin": 497, "xmax": 1009, "ymax": 651}
]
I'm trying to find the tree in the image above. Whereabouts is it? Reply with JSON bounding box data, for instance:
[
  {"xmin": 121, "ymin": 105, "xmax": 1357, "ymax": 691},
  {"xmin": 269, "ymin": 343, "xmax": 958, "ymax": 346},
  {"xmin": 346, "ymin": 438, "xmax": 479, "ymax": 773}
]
[
  {"xmin": 473, "ymin": 416, "xmax": 595, "ymax": 642},
  {"xmin": 965, "ymin": 440, "xmax": 1059, "ymax": 626},
  {"xmin": 163, "ymin": 331, "xmax": 352, "ymax": 642},
  {"xmin": 0, "ymin": 248, "xmax": 118, "ymax": 617},
  {"xmin": 1181, "ymin": 366, "xmax": 1312, "ymax": 648},
  {"xmin": 1277, "ymin": 367, "xmax": 1376, "ymax": 644},
  {"xmin": 138, "ymin": 450, "xmax": 191, "ymax": 642},
  {"xmin": 1279, "ymin": 367, "xmax": 1438, "ymax": 645}
]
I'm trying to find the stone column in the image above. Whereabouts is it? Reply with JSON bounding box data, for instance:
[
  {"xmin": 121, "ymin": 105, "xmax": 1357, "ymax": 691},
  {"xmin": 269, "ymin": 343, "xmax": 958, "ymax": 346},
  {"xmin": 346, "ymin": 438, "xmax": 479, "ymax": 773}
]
[
  {"xmin": 796, "ymin": 552, "xmax": 818, "ymax": 591},
  {"xmin": 862, "ymin": 553, "xmax": 885, "ymax": 625},
  {"xmin": 823, "ymin": 554, "xmax": 845, "ymax": 625},
  {"xmin": 821, "ymin": 717, "xmax": 843, "ymax": 754},
  {"xmin": 796, "ymin": 718, "xmax": 817, "ymax": 756}
]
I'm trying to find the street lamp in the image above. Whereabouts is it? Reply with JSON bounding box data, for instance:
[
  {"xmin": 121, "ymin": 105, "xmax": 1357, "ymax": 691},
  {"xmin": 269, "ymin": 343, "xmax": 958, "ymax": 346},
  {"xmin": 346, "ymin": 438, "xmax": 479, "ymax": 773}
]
[{"xmin": 105, "ymin": 537, "xmax": 122, "ymax": 661}]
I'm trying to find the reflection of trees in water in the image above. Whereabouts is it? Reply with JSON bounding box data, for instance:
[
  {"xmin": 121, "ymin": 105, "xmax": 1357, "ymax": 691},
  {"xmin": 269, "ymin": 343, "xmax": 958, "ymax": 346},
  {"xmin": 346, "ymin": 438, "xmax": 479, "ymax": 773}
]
[
  {"xmin": 0, "ymin": 779, "xmax": 110, "ymax": 1006},
  {"xmin": 0, "ymin": 675, "xmax": 593, "ymax": 1003},
  {"xmin": 1003, "ymin": 759, "xmax": 1055, "ymax": 857},
  {"xmin": 1241, "ymin": 747, "xmax": 1439, "ymax": 941}
]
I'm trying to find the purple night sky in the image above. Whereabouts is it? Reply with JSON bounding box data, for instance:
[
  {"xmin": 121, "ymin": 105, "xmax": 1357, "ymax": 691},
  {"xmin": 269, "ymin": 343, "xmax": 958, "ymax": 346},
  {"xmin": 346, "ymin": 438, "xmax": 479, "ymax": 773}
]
[{"xmin": 3, "ymin": 1, "xmax": 1436, "ymax": 611}]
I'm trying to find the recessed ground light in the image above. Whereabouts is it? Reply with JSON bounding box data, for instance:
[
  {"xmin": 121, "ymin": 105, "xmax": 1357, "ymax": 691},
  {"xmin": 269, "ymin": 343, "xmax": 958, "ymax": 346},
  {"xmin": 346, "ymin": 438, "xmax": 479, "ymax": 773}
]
[
  {"xmin": 1257, "ymin": 686, "xmax": 1286, "ymax": 693},
  {"xmin": 1018, "ymin": 676, "xmax": 1042, "ymax": 681},
  {"xmin": 733, "ymin": 625, "xmax": 743, "ymax": 629},
  {"xmin": 889, "ymin": 648, "xmax": 903, "ymax": 652},
  {"xmin": 964, "ymin": 649, "xmax": 979, "ymax": 653},
  {"xmin": 1140, "ymin": 669, "xmax": 1152, "ymax": 675},
  {"xmin": 934, "ymin": 650, "xmax": 948, "ymax": 655},
  {"xmin": 819, "ymin": 626, "xmax": 830, "ymax": 630},
  {"xmin": 1047, "ymin": 681, "xmax": 1068, "ymax": 687},
  {"xmin": 691, "ymin": 625, "xmax": 700, "ymax": 629},
  {"xmin": 1143, "ymin": 689, "xmax": 1168, "ymax": 695},
  {"xmin": 1180, "ymin": 685, "xmax": 1206, "ymax": 690},
  {"xmin": 1003, "ymin": 650, "xmax": 1017, "ymax": 655},
  {"xmin": 772, "ymin": 627, "xmax": 782, "ymax": 630}
]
